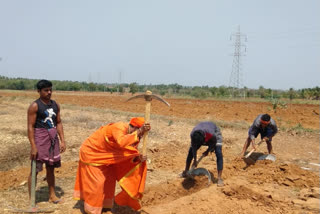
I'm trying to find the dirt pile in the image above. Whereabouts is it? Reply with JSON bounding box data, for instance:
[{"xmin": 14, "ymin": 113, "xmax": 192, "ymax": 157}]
[
  {"xmin": 224, "ymin": 158, "xmax": 319, "ymax": 187},
  {"xmin": 0, "ymin": 168, "xmax": 29, "ymax": 190},
  {"xmin": 142, "ymin": 176, "xmax": 209, "ymax": 207}
]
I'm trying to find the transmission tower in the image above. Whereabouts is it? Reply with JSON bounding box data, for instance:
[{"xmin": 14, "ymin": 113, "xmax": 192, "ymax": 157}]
[
  {"xmin": 229, "ymin": 26, "xmax": 247, "ymax": 98},
  {"xmin": 117, "ymin": 70, "xmax": 123, "ymax": 93}
]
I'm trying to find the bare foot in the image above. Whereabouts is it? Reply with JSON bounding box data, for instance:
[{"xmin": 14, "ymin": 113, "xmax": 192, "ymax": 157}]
[
  {"xmin": 49, "ymin": 196, "xmax": 64, "ymax": 204},
  {"xmin": 102, "ymin": 208, "xmax": 113, "ymax": 214},
  {"xmin": 181, "ymin": 170, "xmax": 188, "ymax": 178},
  {"xmin": 217, "ymin": 178, "xmax": 224, "ymax": 187}
]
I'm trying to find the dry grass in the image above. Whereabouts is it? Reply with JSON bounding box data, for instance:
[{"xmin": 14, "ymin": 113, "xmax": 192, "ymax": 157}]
[{"xmin": 0, "ymin": 142, "xmax": 29, "ymax": 171}]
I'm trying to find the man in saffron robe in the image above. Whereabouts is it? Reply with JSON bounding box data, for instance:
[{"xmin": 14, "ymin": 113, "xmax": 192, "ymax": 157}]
[{"xmin": 73, "ymin": 117, "xmax": 150, "ymax": 214}]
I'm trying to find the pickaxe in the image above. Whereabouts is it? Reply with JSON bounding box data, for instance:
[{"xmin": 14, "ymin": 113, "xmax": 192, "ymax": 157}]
[{"xmin": 126, "ymin": 90, "xmax": 170, "ymax": 156}]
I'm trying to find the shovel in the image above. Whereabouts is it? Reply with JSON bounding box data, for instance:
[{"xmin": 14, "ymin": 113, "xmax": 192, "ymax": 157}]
[
  {"xmin": 243, "ymin": 140, "xmax": 264, "ymax": 165},
  {"xmin": 188, "ymin": 154, "xmax": 212, "ymax": 185},
  {"xmin": 243, "ymin": 140, "xmax": 276, "ymax": 165},
  {"xmin": 7, "ymin": 160, "xmax": 54, "ymax": 213}
]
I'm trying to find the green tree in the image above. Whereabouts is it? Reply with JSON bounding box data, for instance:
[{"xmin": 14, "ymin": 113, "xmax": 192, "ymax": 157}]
[
  {"xmin": 258, "ymin": 86, "xmax": 265, "ymax": 98},
  {"xmin": 88, "ymin": 83, "xmax": 97, "ymax": 91},
  {"xmin": 288, "ymin": 88, "xmax": 296, "ymax": 100},
  {"xmin": 118, "ymin": 85, "xmax": 124, "ymax": 93},
  {"xmin": 129, "ymin": 82, "xmax": 139, "ymax": 95},
  {"xmin": 217, "ymin": 86, "xmax": 228, "ymax": 97}
]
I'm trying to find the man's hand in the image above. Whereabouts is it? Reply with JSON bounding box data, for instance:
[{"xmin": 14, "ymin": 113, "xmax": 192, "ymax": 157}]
[
  {"xmin": 141, "ymin": 123, "xmax": 151, "ymax": 132},
  {"xmin": 237, "ymin": 154, "xmax": 245, "ymax": 160},
  {"xmin": 30, "ymin": 145, "xmax": 38, "ymax": 160},
  {"xmin": 263, "ymin": 137, "xmax": 269, "ymax": 142},
  {"xmin": 191, "ymin": 161, "xmax": 197, "ymax": 169},
  {"xmin": 139, "ymin": 154, "xmax": 147, "ymax": 162},
  {"xmin": 138, "ymin": 123, "xmax": 151, "ymax": 138},
  {"xmin": 133, "ymin": 154, "xmax": 148, "ymax": 162},
  {"xmin": 60, "ymin": 141, "xmax": 66, "ymax": 153},
  {"xmin": 202, "ymin": 151, "xmax": 209, "ymax": 157}
]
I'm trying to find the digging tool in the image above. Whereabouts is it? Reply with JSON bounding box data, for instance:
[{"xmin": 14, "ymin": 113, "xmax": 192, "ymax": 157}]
[
  {"xmin": 126, "ymin": 90, "xmax": 170, "ymax": 156},
  {"xmin": 188, "ymin": 154, "xmax": 212, "ymax": 186},
  {"xmin": 243, "ymin": 140, "xmax": 263, "ymax": 165},
  {"xmin": 257, "ymin": 154, "xmax": 276, "ymax": 162},
  {"xmin": 7, "ymin": 160, "xmax": 54, "ymax": 213}
]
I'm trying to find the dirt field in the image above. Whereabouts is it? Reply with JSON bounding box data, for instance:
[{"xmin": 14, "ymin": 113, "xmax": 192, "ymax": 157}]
[{"xmin": 0, "ymin": 90, "xmax": 319, "ymax": 214}]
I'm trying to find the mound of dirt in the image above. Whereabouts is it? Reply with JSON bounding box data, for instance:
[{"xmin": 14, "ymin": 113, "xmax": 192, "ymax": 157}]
[
  {"xmin": 143, "ymin": 176, "xmax": 210, "ymax": 207},
  {"xmin": 224, "ymin": 158, "xmax": 319, "ymax": 188},
  {"xmin": 221, "ymin": 185, "xmax": 275, "ymax": 206},
  {"xmin": 0, "ymin": 168, "xmax": 30, "ymax": 190}
]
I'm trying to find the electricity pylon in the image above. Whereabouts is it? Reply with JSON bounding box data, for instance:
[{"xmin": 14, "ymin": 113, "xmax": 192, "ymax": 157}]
[{"xmin": 229, "ymin": 26, "xmax": 247, "ymax": 98}]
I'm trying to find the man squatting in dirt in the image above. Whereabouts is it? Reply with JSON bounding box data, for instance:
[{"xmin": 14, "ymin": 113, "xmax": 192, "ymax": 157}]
[
  {"xmin": 27, "ymin": 79, "xmax": 66, "ymax": 204},
  {"xmin": 73, "ymin": 117, "xmax": 151, "ymax": 214},
  {"xmin": 182, "ymin": 121, "xmax": 224, "ymax": 187},
  {"xmin": 240, "ymin": 113, "xmax": 278, "ymax": 157}
]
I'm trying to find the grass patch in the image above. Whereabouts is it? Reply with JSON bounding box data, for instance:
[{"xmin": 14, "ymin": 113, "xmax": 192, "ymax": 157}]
[
  {"xmin": 287, "ymin": 123, "xmax": 316, "ymax": 135},
  {"xmin": 214, "ymin": 120, "xmax": 249, "ymax": 130},
  {"xmin": 86, "ymin": 121, "xmax": 104, "ymax": 129},
  {"xmin": 10, "ymin": 129, "xmax": 27, "ymax": 137},
  {"xmin": 279, "ymin": 123, "xmax": 318, "ymax": 136},
  {"xmin": 0, "ymin": 143, "xmax": 29, "ymax": 171},
  {"xmin": 0, "ymin": 110, "xmax": 9, "ymax": 115}
]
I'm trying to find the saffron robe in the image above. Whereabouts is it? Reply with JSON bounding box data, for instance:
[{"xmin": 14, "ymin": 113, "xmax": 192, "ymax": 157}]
[{"xmin": 73, "ymin": 122, "xmax": 147, "ymax": 214}]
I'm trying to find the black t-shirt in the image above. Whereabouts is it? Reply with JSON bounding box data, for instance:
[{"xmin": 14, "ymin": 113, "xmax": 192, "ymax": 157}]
[{"xmin": 35, "ymin": 99, "xmax": 58, "ymax": 129}]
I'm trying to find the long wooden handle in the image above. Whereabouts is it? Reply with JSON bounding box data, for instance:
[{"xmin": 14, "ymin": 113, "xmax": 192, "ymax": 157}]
[
  {"xmin": 30, "ymin": 159, "xmax": 36, "ymax": 208},
  {"xmin": 244, "ymin": 148, "xmax": 256, "ymax": 159},
  {"xmin": 142, "ymin": 101, "xmax": 151, "ymax": 156},
  {"xmin": 244, "ymin": 140, "xmax": 264, "ymax": 158}
]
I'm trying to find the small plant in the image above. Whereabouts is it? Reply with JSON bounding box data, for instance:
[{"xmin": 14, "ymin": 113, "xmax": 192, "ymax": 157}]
[
  {"xmin": 269, "ymin": 98, "xmax": 287, "ymax": 113},
  {"xmin": 276, "ymin": 116, "xmax": 282, "ymax": 130},
  {"xmin": 168, "ymin": 120, "xmax": 173, "ymax": 126},
  {"xmin": 288, "ymin": 123, "xmax": 314, "ymax": 135}
]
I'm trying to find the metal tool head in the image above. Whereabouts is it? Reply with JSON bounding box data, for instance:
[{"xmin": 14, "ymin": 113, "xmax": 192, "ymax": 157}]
[
  {"xmin": 257, "ymin": 154, "xmax": 276, "ymax": 161},
  {"xmin": 244, "ymin": 154, "xmax": 276, "ymax": 165},
  {"xmin": 188, "ymin": 167, "xmax": 212, "ymax": 186},
  {"xmin": 126, "ymin": 90, "xmax": 170, "ymax": 107}
]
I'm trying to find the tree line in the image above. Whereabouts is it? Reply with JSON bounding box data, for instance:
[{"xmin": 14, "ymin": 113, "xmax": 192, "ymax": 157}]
[{"xmin": 0, "ymin": 75, "xmax": 319, "ymax": 100}]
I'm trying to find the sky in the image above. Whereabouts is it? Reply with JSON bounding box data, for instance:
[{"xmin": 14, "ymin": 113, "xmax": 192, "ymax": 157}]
[{"xmin": 0, "ymin": 0, "xmax": 319, "ymax": 90}]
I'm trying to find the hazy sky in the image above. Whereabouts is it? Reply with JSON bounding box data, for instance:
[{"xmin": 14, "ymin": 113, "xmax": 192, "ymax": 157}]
[{"xmin": 0, "ymin": 1, "xmax": 319, "ymax": 90}]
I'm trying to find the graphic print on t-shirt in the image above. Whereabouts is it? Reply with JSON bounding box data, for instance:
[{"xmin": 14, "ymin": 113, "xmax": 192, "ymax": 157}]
[{"xmin": 42, "ymin": 108, "xmax": 56, "ymax": 128}]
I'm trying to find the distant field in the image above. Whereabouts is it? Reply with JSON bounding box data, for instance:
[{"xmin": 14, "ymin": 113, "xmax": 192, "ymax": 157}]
[{"xmin": 0, "ymin": 89, "xmax": 318, "ymax": 130}]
